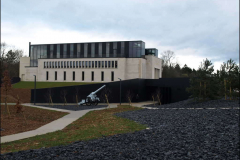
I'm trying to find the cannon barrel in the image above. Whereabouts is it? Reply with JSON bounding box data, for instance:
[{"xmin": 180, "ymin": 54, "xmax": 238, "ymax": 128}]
[{"xmin": 91, "ymin": 85, "xmax": 106, "ymax": 95}]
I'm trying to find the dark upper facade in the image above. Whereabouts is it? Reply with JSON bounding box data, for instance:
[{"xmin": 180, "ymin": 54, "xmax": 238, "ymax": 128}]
[
  {"xmin": 29, "ymin": 40, "xmax": 158, "ymax": 67},
  {"xmin": 145, "ymin": 48, "xmax": 158, "ymax": 57}
]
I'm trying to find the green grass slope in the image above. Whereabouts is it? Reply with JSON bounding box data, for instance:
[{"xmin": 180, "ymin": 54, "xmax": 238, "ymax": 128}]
[{"xmin": 13, "ymin": 81, "xmax": 100, "ymax": 89}]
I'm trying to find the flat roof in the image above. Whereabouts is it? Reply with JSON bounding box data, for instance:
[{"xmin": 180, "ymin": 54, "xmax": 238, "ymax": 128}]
[
  {"xmin": 146, "ymin": 48, "xmax": 158, "ymax": 50},
  {"xmin": 30, "ymin": 40, "xmax": 145, "ymax": 46}
]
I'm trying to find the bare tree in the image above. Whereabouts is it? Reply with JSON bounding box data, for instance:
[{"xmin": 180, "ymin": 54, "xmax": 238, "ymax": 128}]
[
  {"xmin": 44, "ymin": 89, "xmax": 54, "ymax": 106},
  {"xmin": 1, "ymin": 42, "xmax": 7, "ymax": 59},
  {"xmin": 74, "ymin": 87, "xmax": 81, "ymax": 107},
  {"xmin": 155, "ymin": 88, "xmax": 162, "ymax": 105},
  {"xmin": 60, "ymin": 89, "xmax": 68, "ymax": 106},
  {"xmin": 1, "ymin": 67, "xmax": 12, "ymax": 117},
  {"xmin": 100, "ymin": 87, "xmax": 112, "ymax": 103},
  {"xmin": 126, "ymin": 90, "xmax": 134, "ymax": 106},
  {"xmin": 161, "ymin": 50, "xmax": 175, "ymax": 67},
  {"xmin": 151, "ymin": 93, "xmax": 155, "ymax": 106},
  {"xmin": 15, "ymin": 95, "xmax": 27, "ymax": 124}
]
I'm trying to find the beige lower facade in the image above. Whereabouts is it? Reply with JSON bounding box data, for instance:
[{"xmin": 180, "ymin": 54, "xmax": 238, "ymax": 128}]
[{"xmin": 19, "ymin": 55, "xmax": 163, "ymax": 82}]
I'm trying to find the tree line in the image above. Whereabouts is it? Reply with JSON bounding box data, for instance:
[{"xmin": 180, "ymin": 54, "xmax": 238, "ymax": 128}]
[
  {"xmin": 161, "ymin": 50, "xmax": 239, "ymax": 102},
  {"xmin": 1, "ymin": 42, "xmax": 26, "ymax": 79}
]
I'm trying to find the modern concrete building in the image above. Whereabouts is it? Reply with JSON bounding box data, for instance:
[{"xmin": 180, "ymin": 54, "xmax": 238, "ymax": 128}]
[{"xmin": 19, "ymin": 40, "xmax": 163, "ymax": 82}]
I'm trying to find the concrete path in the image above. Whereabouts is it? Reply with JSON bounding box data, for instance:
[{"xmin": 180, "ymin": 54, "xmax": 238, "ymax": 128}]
[
  {"xmin": 1, "ymin": 101, "xmax": 152, "ymax": 143},
  {"xmin": 1, "ymin": 103, "xmax": 17, "ymax": 105}
]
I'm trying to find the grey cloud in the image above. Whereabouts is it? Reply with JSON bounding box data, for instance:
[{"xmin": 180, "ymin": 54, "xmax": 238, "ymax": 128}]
[{"xmin": 2, "ymin": 0, "xmax": 239, "ymax": 64}]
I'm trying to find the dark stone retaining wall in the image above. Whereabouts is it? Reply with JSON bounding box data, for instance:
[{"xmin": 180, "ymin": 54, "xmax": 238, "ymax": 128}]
[{"xmin": 31, "ymin": 78, "xmax": 190, "ymax": 104}]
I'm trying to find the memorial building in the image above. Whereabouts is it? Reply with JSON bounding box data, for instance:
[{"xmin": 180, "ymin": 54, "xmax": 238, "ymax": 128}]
[{"xmin": 19, "ymin": 40, "xmax": 163, "ymax": 82}]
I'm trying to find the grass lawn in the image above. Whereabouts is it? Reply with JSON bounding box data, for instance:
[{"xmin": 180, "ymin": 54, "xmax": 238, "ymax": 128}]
[
  {"xmin": 13, "ymin": 81, "xmax": 100, "ymax": 89},
  {"xmin": 1, "ymin": 105, "xmax": 147, "ymax": 154},
  {"xmin": 1, "ymin": 105, "xmax": 68, "ymax": 137}
]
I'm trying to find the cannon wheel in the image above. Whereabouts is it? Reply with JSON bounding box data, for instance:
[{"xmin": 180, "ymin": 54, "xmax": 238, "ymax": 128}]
[
  {"xmin": 94, "ymin": 100, "xmax": 98, "ymax": 106},
  {"xmin": 85, "ymin": 97, "xmax": 92, "ymax": 106}
]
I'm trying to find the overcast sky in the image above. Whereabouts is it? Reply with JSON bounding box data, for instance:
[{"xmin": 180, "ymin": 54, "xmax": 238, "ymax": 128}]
[{"xmin": 2, "ymin": 0, "xmax": 239, "ymax": 72}]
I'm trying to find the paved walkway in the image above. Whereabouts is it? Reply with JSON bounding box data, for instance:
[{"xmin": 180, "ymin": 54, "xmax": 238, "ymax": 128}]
[{"xmin": 1, "ymin": 101, "xmax": 152, "ymax": 143}]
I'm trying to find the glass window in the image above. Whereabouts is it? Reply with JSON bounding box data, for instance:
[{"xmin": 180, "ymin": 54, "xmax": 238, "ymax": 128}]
[
  {"xmin": 121, "ymin": 42, "xmax": 124, "ymax": 57},
  {"xmin": 41, "ymin": 45, "xmax": 47, "ymax": 59},
  {"xmin": 101, "ymin": 72, "xmax": 104, "ymax": 81},
  {"xmin": 113, "ymin": 42, "xmax": 117, "ymax": 57},
  {"xmin": 129, "ymin": 42, "xmax": 133, "ymax": 57},
  {"xmin": 108, "ymin": 61, "xmax": 111, "ymax": 68},
  {"xmin": 70, "ymin": 61, "xmax": 72, "ymax": 68},
  {"xmin": 135, "ymin": 42, "xmax": 141, "ymax": 57},
  {"xmin": 50, "ymin": 45, "xmax": 54, "ymax": 58},
  {"xmin": 40, "ymin": 45, "xmax": 43, "ymax": 59},
  {"xmin": 91, "ymin": 43, "xmax": 95, "ymax": 57},
  {"xmin": 106, "ymin": 42, "xmax": 110, "ymax": 57},
  {"xmin": 89, "ymin": 61, "xmax": 91, "ymax": 68},
  {"xmin": 30, "ymin": 46, "xmax": 33, "ymax": 66},
  {"xmin": 64, "ymin": 71, "xmax": 66, "ymax": 80},
  {"xmin": 95, "ymin": 61, "xmax": 97, "ymax": 68},
  {"xmin": 64, "ymin": 61, "xmax": 66, "ymax": 68},
  {"xmin": 112, "ymin": 61, "xmax": 114, "ymax": 68},
  {"xmin": 79, "ymin": 61, "xmax": 82, "ymax": 68},
  {"xmin": 77, "ymin": 44, "xmax": 81, "ymax": 58},
  {"xmin": 46, "ymin": 71, "xmax": 48, "ymax": 80},
  {"xmin": 111, "ymin": 71, "xmax": 114, "ymax": 81},
  {"xmin": 105, "ymin": 61, "xmax": 107, "ymax": 68},
  {"xmin": 44, "ymin": 62, "xmax": 46, "ymax": 68},
  {"xmin": 82, "ymin": 61, "xmax": 85, "ymax": 68},
  {"xmin": 49, "ymin": 61, "xmax": 51, "ymax": 68},
  {"xmin": 58, "ymin": 61, "xmax": 60, "ymax": 68},
  {"xmin": 63, "ymin": 44, "xmax": 67, "ymax": 58},
  {"xmin": 142, "ymin": 42, "xmax": 145, "ymax": 56},
  {"xmin": 33, "ymin": 46, "xmax": 37, "ymax": 66},
  {"xmin": 73, "ymin": 71, "xmax": 75, "ymax": 81},
  {"xmin": 84, "ymin": 43, "xmax": 88, "ymax": 58},
  {"xmin": 37, "ymin": 46, "xmax": 41, "ymax": 60},
  {"xmin": 91, "ymin": 71, "xmax": 94, "ymax": 81},
  {"xmin": 55, "ymin": 71, "xmax": 57, "ymax": 80},
  {"xmin": 52, "ymin": 62, "xmax": 54, "ymax": 68},
  {"xmin": 44, "ymin": 45, "xmax": 47, "ymax": 58},
  {"xmin": 57, "ymin": 45, "xmax": 60, "ymax": 58},
  {"xmin": 67, "ymin": 61, "xmax": 69, "ymax": 68},
  {"xmin": 61, "ymin": 61, "xmax": 63, "ymax": 68},
  {"xmin": 55, "ymin": 61, "xmax": 57, "ymax": 68},
  {"xmin": 92, "ymin": 61, "xmax": 94, "ymax": 68},
  {"xmin": 82, "ymin": 71, "xmax": 84, "ymax": 81},
  {"xmin": 70, "ymin": 44, "xmax": 74, "ymax": 58},
  {"xmin": 102, "ymin": 61, "xmax": 104, "ymax": 68},
  {"xmin": 98, "ymin": 61, "xmax": 101, "ymax": 68},
  {"xmin": 99, "ymin": 43, "xmax": 102, "ymax": 57},
  {"xmin": 76, "ymin": 61, "xmax": 78, "ymax": 68},
  {"xmin": 85, "ymin": 61, "xmax": 88, "ymax": 68},
  {"xmin": 73, "ymin": 61, "xmax": 75, "ymax": 68},
  {"xmin": 115, "ymin": 61, "xmax": 117, "ymax": 68},
  {"xmin": 132, "ymin": 42, "xmax": 137, "ymax": 57}
]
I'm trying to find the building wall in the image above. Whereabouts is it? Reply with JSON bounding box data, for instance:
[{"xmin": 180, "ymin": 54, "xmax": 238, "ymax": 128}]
[
  {"xmin": 25, "ymin": 67, "xmax": 38, "ymax": 81},
  {"xmin": 145, "ymin": 55, "xmax": 162, "ymax": 79},
  {"xmin": 37, "ymin": 58, "xmax": 126, "ymax": 82},
  {"xmin": 22, "ymin": 56, "xmax": 162, "ymax": 82},
  {"xmin": 19, "ymin": 57, "xmax": 30, "ymax": 81}
]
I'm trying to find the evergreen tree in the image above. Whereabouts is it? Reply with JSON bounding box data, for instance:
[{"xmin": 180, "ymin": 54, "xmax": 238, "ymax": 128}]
[{"xmin": 186, "ymin": 58, "xmax": 218, "ymax": 102}]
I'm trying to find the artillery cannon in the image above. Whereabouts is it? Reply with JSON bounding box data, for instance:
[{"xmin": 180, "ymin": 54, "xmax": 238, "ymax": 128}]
[{"xmin": 78, "ymin": 85, "xmax": 106, "ymax": 106}]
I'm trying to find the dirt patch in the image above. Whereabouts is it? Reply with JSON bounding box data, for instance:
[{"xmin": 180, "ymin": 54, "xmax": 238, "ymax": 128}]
[
  {"xmin": 1, "ymin": 105, "xmax": 68, "ymax": 137},
  {"xmin": 1, "ymin": 87, "xmax": 31, "ymax": 103}
]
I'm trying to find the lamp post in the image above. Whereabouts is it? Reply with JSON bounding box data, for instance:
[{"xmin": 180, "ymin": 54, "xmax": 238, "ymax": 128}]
[
  {"xmin": 33, "ymin": 75, "xmax": 36, "ymax": 105},
  {"xmin": 118, "ymin": 78, "xmax": 121, "ymax": 105}
]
